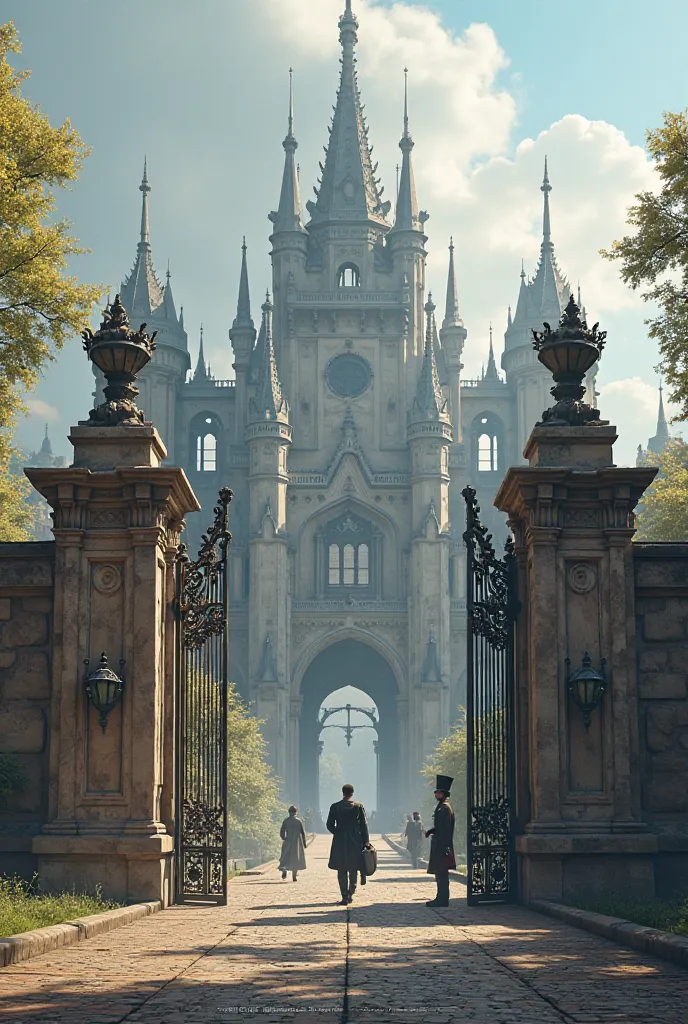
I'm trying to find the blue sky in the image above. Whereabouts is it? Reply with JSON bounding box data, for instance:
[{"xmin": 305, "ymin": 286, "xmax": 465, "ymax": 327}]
[{"xmin": 3, "ymin": 0, "xmax": 684, "ymax": 464}]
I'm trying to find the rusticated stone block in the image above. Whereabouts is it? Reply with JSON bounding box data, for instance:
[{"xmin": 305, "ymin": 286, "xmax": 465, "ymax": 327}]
[
  {"xmin": 642, "ymin": 599, "xmax": 688, "ymax": 641},
  {"xmin": 0, "ymin": 707, "xmax": 45, "ymax": 753},
  {"xmin": 639, "ymin": 650, "xmax": 669, "ymax": 673},
  {"xmin": 648, "ymin": 704, "xmax": 688, "ymax": 734},
  {"xmin": 7, "ymin": 754, "xmax": 44, "ymax": 814},
  {"xmin": 670, "ymin": 651, "xmax": 688, "ymax": 672},
  {"xmin": 0, "ymin": 612, "xmax": 48, "ymax": 648},
  {"xmin": 643, "ymin": 774, "xmax": 688, "ymax": 813},
  {"xmin": 3, "ymin": 651, "xmax": 50, "ymax": 700},
  {"xmin": 646, "ymin": 727, "xmax": 672, "ymax": 752},
  {"xmin": 0, "ymin": 598, "xmax": 10, "ymax": 620},
  {"xmin": 639, "ymin": 673, "xmax": 687, "ymax": 700}
]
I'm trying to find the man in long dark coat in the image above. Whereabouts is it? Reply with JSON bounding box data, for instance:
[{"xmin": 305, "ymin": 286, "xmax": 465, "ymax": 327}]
[
  {"xmin": 425, "ymin": 774, "xmax": 455, "ymax": 907},
  {"xmin": 405, "ymin": 811, "xmax": 423, "ymax": 869},
  {"xmin": 278, "ymin": 805, "xmax": 307, "ymax": 881},
  {"xmin": 326, "ymin": 783, "xmax": 370, "ymax": 905}
]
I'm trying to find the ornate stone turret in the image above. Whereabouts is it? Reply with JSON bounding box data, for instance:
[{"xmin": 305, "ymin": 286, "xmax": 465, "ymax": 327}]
[
  {"xmin": 229, "ymin": 239, "xmax": 256, "ymax": 434},
  {"xmin": 502, "ymin": 160, "xmax": 577, "ymax": 458},
  {"xmin": 269, "ymin": 69, "xmax": 306, "ymax": 237},
  {"xmin": 246, "ymin": 294, "xmax": 292, "ymax": 778},
  {"xmin": 439, "ymin": 239, "xmax": 467, "ymax": 443},
  {"xmin": 110, "ymin": 162, "xmax": 189, "ymax": 458},
  {"xmin": 407, "ymin": 295, "xmax": 452, "ymax": 766}
]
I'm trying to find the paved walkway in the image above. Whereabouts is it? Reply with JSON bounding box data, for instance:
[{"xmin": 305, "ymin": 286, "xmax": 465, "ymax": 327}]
[{"xmin": 2, "ymin": 836, "xmax": 688, "ymax": 1023}]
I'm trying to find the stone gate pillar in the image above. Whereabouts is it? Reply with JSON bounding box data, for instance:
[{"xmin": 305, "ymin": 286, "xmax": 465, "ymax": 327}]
[
  {"xmin": 25, "ymin": 297, "xmax": 199, "ymax": 905},
  {"xmin": 494, "ymin": 298, "xmax": 658, "ymax": 903},
  {"xmin": 26, "ymin": 426, "xmax": 199, "ymax": 905}
]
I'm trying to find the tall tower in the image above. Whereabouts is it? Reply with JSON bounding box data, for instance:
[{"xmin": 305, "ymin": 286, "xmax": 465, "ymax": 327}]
[
  {"xmin": 115, "ymin": 161, "xmax": 189, "ymax": 458},
  {"xmin": 229, "ymin": 239, "xmax": 256, "ymax": 438},
  {"xmin": 246, "ymin": 295, "xmax": 292, "ymax": 780},
  {"xmin": 407, "ymin": 296, "xmax": 453, "ymax": 763},
  {"xmin": 501, "ymin": 159, "xmax": 573, "ymax": 458}
]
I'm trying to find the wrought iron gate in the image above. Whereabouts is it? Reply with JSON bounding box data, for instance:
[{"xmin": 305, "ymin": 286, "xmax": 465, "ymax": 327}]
[
  {"xmin": 175, "ymin": 488, "xmax": 232, "ymax": 904},
  {"xmin": 462, "ymin": 486, "xmax": 518, "ymax": 905}
]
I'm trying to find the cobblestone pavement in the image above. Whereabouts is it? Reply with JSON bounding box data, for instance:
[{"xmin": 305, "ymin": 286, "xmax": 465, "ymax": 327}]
[{"xmin": 2, "ymin": 836, "xmax": 688, "ymax": 1024}]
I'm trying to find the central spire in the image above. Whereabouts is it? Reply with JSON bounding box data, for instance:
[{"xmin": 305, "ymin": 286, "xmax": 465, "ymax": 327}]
[
  {"xmin": 269, "ymin": 69, "xmax": 305, "ymax": 234},
  {"xmin": 306, "ymin": 0, "xmax": 390, "ymax": 225}
]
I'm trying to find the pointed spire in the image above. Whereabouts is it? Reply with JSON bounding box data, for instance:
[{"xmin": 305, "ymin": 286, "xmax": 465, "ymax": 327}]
[
  {"xmin": 442, "ymin": 237, "xmax": 461, "ymax": 328},
  {"xmin": 306, "ymin": 0, "xmax": 390, "ymax": 225},
  {"xmin": 249, "ymin": 294, "xmax": 289, "ymax": 422},
  {"xmin": 485, "ymin": 324, "xmax": 499, "ymax": 380},
  {"xmin": 120, "ymin": 161, "xmax": 164, "ymax": 318},
  {"xmin": 648, "ymin": 381, "xmax": 671, "ymax": 454},
  {"xmin": 161, "ymin": 262, "xmax": 178, "ymax": 321},
  {"xmin": 507, "ymin": 304, "xmax": 512, "ymax": 328},
  {"xmin": 230, "ymin": 237, "xmax": 254, "ymax": 332},
  {"xmin": 541, "ymin": 156, "xmax": 551, "ymax": 247},
  {"xmin": 269, "ymin": 69, "xmax": 306, "ymax": 234},
  {"xmin": 392, "ymin": 68, "xmax": 421, "ymax": 233},
  {"xmin": 193, "ymin": 325, "xmax": 209, "ymax": 381},
  {"xmin": 140, "ymin": 157, "xmax": 150, "ymax": 245},
  {"xmin": 412, "ymin": 295, "xmax": 448, "ymax": 421},
  {"xmin": 40, "ymin": 422, "xmax": 52, "ymax": 456}
]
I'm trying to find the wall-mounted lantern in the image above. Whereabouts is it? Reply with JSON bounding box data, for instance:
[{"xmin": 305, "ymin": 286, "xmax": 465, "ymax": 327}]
[
  {"xmin": 565, "ymin": 652, "xmax": 606, "ymax": 729},
  {"xmin": 84, "ymin": 652, "xmax": 125, "ymax": 732}
]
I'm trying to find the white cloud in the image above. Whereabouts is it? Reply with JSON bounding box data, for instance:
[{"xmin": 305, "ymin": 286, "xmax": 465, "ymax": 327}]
[{"xmin": 24, "ymin": 398, "xmax": 59, "ymax": 423}]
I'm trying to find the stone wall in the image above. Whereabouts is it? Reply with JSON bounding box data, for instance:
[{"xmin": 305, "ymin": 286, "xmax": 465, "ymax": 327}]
[
  {"xmin": 634, "ymin": 542, "xmax": 688, "ymax": 895},
  {"xmin": 0, "ymin": 542, "xmax": 54, "ymax": 877}
]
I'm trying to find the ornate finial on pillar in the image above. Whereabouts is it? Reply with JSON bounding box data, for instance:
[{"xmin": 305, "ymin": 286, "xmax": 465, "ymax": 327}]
[
  {"xmin": 532, "ymin": 294, "xmax": 607, "ymax": 427},
  {"xmin": 81, "ymin": 294, "xmax": 157, "ymax": 426}
]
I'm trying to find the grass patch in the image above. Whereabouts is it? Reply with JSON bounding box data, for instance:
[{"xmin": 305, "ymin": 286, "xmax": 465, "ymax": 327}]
[
  {"xmin": 569, "ymin": 893, "xmax": 688, "ymax": 936},
  {"xmin": 0, "ymin": 876, "xmax": 120, "ymax": 937}
]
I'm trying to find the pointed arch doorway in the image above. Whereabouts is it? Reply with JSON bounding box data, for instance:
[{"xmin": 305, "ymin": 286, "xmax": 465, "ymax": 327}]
[{"xmin": 299, "ymin": 639, "xmax": 400, "ymax": 832}]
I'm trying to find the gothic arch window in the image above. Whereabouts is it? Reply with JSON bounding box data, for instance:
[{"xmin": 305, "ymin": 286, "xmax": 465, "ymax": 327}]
[
  {"xmin": 337, "ymin": 262, "xmax": 361, "ymax": 289},
  {"xmin": 325, "ymin": 510, "xmax": 373, "ymax": 590},
  {"xmin": 471, "ymin": 412, "xmax": 504, "ymax": 476},
  {"xmin": 190, "ymin": 412, "xmax": 223, "ymax": 474}
]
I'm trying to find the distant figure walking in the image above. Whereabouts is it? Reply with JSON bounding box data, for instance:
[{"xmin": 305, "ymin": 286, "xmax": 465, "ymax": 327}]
[
  {"xmin": 279, "ymin": 805, "xmax": 307, "ymax": 882},
  {"xmin": 327, "ymin": 783, "xmax": 370, "ymax": 905},
  {"xmin": 425, "ymin": 775, "xmax": 456, "ymax": 907},
  {"xmin": 405, "ymin": 810, "xmax": 423, "ymax": 868}
]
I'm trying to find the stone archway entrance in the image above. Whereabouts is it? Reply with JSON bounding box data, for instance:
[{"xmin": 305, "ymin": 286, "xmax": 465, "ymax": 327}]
[{"xmin": 300, "ymin": 640, "xmax": 399, "ymax": 831}]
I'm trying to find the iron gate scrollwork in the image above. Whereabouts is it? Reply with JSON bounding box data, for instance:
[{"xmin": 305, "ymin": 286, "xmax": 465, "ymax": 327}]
[
  {"xmin": 175, "ymin": 488, "xmax": 232, "ymax": 904},
  {"xmin": 462, "ymin": 486, "xmax": 518, "ymax": 905}
]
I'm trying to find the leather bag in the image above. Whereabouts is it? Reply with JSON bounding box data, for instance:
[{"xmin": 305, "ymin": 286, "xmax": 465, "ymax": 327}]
[{"xmin": 362, "ymin": 844, "xmax": 378, "ymax": 876}]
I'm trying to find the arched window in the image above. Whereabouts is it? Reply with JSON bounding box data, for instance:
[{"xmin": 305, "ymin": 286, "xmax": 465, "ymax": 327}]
[
  {"xmin": 197, "ymin": 432, "xmax": 217, "ymax": 472},
  {"xmin": 191, "ymin": 413, "xmax": 222, "ymax": 474},
  {"xmin": 477, "ymin": 432, "xmax": 498, "ymax": 472},
  {"xmin": 337, "ymin": 263, "xmax": 360, "ymax": 288},
  {"xmin": 472, "ymin": 412, "xmax": 503, "ymax": 475},
  {"xmin": 326, "ymin": 511, "xmax": 372, "ymax": 589}
]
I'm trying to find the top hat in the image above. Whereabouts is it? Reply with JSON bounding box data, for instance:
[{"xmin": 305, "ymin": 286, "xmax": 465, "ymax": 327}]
[{"xmin": 435, "ymin": 775, "xmax": 453, "ymax": 794}]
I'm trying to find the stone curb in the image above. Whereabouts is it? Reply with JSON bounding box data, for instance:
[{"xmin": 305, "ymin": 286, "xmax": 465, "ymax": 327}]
[
  {"xmin": 0, "ymin": 900, "xmax": 161, "ymax": 968},
  {"xmin": 530, "ymin": 899, "xmax": 688, "ymax": 969},
  {"xmin": 382, "ymin": 833, "xmax": 468, "ymax": 885}
]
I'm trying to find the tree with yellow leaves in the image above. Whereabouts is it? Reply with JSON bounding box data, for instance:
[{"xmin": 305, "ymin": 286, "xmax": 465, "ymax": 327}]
[
  {"xmin": 635, "ymin": 438, "xmax": 688, "ymax": 541},
  {"xmin": 0, "ymin": 22, "xmax": 100, "ymax": 539}
]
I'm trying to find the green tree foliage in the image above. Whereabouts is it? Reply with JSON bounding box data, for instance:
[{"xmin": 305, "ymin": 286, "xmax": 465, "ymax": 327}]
[
  {"xmin": 603, "ymin": 110, "xmax": 688, "ymax": 419},
  {"xmin": 227, "ymin": 687, "xmax": 284, "ymax": 860},
  {"xmin": 635, "ymin": 438, "xmax": 688, "ymax": 540},
  {"xmin": 421, "ymin": 717, "xmax": 466, "ymax": 856},
  {"xmin": 0, "ymin": 22, "xmax": 100, "ymax": 539}
]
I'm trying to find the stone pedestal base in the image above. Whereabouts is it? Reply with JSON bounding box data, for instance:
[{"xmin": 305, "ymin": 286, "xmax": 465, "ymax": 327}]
[
  {"xmin": 33, "ymin": 833, "xmax": 174, "ymax": 906},
  {"xmin": 517, "ymin": 833, "xmax": 658, "ymax": 903}
]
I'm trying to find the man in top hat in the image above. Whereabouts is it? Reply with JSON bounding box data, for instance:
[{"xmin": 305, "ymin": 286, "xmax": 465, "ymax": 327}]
[{"xmin": 425, "ymin": 774, "xmax": 455, "ymax": 907}]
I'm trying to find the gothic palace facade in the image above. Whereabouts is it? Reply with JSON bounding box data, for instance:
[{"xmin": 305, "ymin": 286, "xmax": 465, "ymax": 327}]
[{"xmin": 91, "ymin": 0, "xmax": 599, "ymax": 809}]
